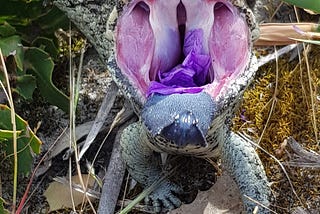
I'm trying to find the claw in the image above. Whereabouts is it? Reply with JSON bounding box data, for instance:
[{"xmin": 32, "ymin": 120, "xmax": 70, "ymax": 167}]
[
  {"xmin": 162, "ymin": 198, "xmax": 176, "ymax": 211},
  {"xmin": 167, "ymin": 193, "xmax": 182, "ymax": 208}
]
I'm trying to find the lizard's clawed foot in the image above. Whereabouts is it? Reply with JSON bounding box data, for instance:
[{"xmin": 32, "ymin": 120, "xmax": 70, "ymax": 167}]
[{"xmin": 145, "ymin": 180, "xmax": 183, "ymax": 213}]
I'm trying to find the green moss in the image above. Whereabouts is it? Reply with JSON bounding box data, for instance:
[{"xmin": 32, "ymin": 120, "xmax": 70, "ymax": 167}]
[{"xmin": 233, "ymin": 46, "xmax": 320, "ymax": 211}]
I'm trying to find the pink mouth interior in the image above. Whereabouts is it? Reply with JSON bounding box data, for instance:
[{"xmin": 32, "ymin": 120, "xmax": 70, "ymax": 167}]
[{"xmin": 116, "ymin": 0, "xmax": 249, "ymax": 98}]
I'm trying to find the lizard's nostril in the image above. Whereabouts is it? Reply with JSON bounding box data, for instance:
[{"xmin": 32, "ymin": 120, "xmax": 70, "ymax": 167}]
[{"xmin": 160, "ymin": 111, "xmax": 206, "ymax": 147}]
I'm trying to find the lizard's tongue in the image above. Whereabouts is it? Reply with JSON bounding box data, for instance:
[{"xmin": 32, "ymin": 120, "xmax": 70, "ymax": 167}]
[{"xmin": 116, "ymin": 0, "xmax": 249, "ymax": 98}]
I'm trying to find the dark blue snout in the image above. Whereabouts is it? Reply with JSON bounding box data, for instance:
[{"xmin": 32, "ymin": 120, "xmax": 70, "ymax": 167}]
[
  {"xmin": 160, "ymin": 111, "xmax": 206, "ymax": 146},
  {"xmin": 141, "ymin": 92, "xmax": 217, "ymax": 148}
]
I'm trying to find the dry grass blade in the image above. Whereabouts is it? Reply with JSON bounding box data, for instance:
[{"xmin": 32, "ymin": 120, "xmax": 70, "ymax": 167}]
[
  {"xmin": 78, "ymin": 81, "xmax": 119, "ymax": 160},
  {"xmin": 119, "ymin": 177, "xmax": 166, "ymax": 214},
  {"xmin": 0, "ymin": 48, "xmax": 18, "ymax": 213},
  {"xmin": 255, "ymin": 23, "xmax": 319, "ymax": 46},
  {"xmin": 16, "ymin": 127, "xmax": 69, "ymax": 212},
  {"xmin": 52, "ymin": 176, "xmax": 100, "ymax": 199},
  {"xmin": 89, "ymin": 102, "xmax": 134, "ymax": 170},
  {"xmin": 292, "ymin": 5, "xmax": 319, "ymax": 146},
  {"xmin": 119, "ymin": 163, "xmax": 181, "ymax": 214},
  {"xmin": 302, "ymin": 44, "xmax": 318, "ymax": 145},
  {"xmin": 68, "ymin": 23, "xmax": 77, "ymax": 212},
  {"xmin": 118, "ymin": 199, "xmax": 155, "ymax": 213},
  {"xmin": 257, "ymin": 44, "xmax": 298, "ymax": 67},
  {"xmin": 285, "ymin": 137, "xmax": 320, "ymax": 168},
  {"xmin": 257, "ymin": 46, "xmax": 279, "ymax": 145},
  {"xmin": 233, "ymin": 4, "xmax": 320, "ymax": 211},
  {"xmin": 290, "ymin": 38, "xmax": 320, "ymax": 45},
  {"xmin": 66, "ymin": 23, "xmax": 96, "ymax": 213}
]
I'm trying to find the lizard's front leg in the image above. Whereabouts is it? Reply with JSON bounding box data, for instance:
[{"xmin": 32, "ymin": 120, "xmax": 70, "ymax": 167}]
[
  {"xmin": 222, "ymin": 132, "xmax": 271, "ymax": 213},
  {"xmin": 120, "ymin": 122, "xmax": 182, "ymax": 212}
]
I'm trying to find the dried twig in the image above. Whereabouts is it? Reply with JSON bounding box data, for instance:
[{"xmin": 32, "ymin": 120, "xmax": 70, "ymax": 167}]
[
  {"xmin": 285, "ymin": 137, "xmax": 320, "ymax": 168},
  {"xmin": 97, "ymin": 119, "xmax": 134, "ymax": 214}
]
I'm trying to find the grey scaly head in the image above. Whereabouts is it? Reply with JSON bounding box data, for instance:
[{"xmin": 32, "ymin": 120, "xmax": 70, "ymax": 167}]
[
  {"xmin": 110, "ymin": 0, "xmax": 271, "ymax": 212},
  {"xmin": 111, "ymin": 0, "xmax": 258, "ymax": 145}
]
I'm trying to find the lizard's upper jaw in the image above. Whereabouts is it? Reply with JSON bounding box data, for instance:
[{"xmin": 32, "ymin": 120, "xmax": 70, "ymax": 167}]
[{"xmin": 116, "ymin": 0, "xmax": 251, "ymax": 101}]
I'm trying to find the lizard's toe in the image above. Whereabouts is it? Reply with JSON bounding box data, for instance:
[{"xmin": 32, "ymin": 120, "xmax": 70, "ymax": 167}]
[
  {"xmin": 145, "ymin": 181, "xmax": 183, "ymax": 212},
  {"xmin": 162, "ymin": 197, "xmax": 177, "ymax": 210},
  {"xmin": 151, "ymin": 199, "xmax": 161, "ymax": 213}
]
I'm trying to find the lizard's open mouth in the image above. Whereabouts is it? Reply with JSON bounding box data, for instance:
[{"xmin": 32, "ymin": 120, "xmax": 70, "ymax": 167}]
[{"xmin": 116, "ymin": 0, "xmax": 250, "ymax": 99}]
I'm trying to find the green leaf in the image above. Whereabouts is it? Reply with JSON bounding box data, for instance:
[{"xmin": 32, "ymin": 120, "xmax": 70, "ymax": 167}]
[
  {"xmin": 0, "ymin": 35, "xmax": 24, "ymax": 73},
  {"xmin": 0, "ymin": 22, "xmax": 16, "ymax": 37},
  {"xmin": 282, "ymin": 0, "xmax": 320, "ymax": 14},
  {"xmin": 14, "ymin": 74, "xmax": 37, "ymax": 100},
  {"xmin": 0, "ymin": 104, "xmax": 42, "ymax": 175},
  {"xmin": 32, "ymin": 37, "xmax": 59, "ymax": 59},
  {"xmin": 0, "ymin": 197, "xmax": 9, "ymax": 214},
  {"xmin": 0, "ymin": 0, "xmax": 43, "ymax": 25},
  {"xmin": 24, "ymin": 47, "xmax": 69, "ymax": 112},
  {"xmin": 0, "ymin": 129, "xmax": 22, "ymax": 140},
  {"xmin": 0, "ymin": 1, "xmax": 69, "ymax": 42},
  {"xmin": 37, "ymin": 6, "xmax": 69, "ymax": 34}
]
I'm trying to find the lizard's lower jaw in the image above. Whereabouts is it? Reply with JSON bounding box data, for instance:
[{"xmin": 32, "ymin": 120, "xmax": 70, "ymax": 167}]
[{"xmin": 116, "ymin": 0, "xmax": 250, "ymax": 99}]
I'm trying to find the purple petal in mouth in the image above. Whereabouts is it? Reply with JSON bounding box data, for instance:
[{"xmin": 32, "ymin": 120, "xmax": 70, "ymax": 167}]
[{"xmin": 147, "ymin": 29, "xmax": 211, "ymax": 97}]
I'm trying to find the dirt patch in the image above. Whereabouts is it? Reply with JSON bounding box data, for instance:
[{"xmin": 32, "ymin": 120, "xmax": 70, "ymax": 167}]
[{"xmin": 170, "ymin": 173, "xmax": 243, "ymax": 214}]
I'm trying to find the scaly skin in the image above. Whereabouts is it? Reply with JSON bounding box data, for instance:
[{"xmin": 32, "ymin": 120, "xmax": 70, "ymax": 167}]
[
  {"xmin": 53, "ymin": 0, "xmax": 271, "ymax": 212},
  {"xmin": 120, "ymin": 115, "xmax": 271, "ymax": 213},
  {"xmin": 117, "ymin": 0, "xmax": 271, "ymax": 212},
  {"xmin": 222, "ymin": 132, "xmax": 270, "ymax": 213},
  {"xmin": 120, "ymin": 122, "xmax": 183, "ymax": 212}
]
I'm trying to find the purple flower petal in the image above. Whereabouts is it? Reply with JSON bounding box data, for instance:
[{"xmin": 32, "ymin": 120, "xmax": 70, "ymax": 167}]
[
  {"xmin": 147, "ymin": 81, "xmax": 204, "ymax": 97},
  {"xmin": 147, "ymin": 29, "xmax": 211, "ymax": 96},
  {"xmin": 159, "ymin": 66, "xmax": 197, "ymax": 87},
  {"xmin": 183, "ymin": 29, "xmax": 204, "ymax": 55},
  {"xmin": 182, "ymin": 50, "xmax": 211, "ymax": 85}
]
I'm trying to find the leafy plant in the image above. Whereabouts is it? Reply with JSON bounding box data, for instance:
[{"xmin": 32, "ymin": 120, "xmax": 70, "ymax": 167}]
[
  {"xmin": 0, "ymin": 0, "xmax": 70, "ymax": 112},
  {"xmin": 0, "ymin": 197, "xmax": 9, "ymax": 214},
  {"xmin": 282, "ymin": 0, "xmax": 320, "ymax": 14},
  {"xmin": 0, "ymin": 104, "xmax": 42, "ymax": 175}
]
